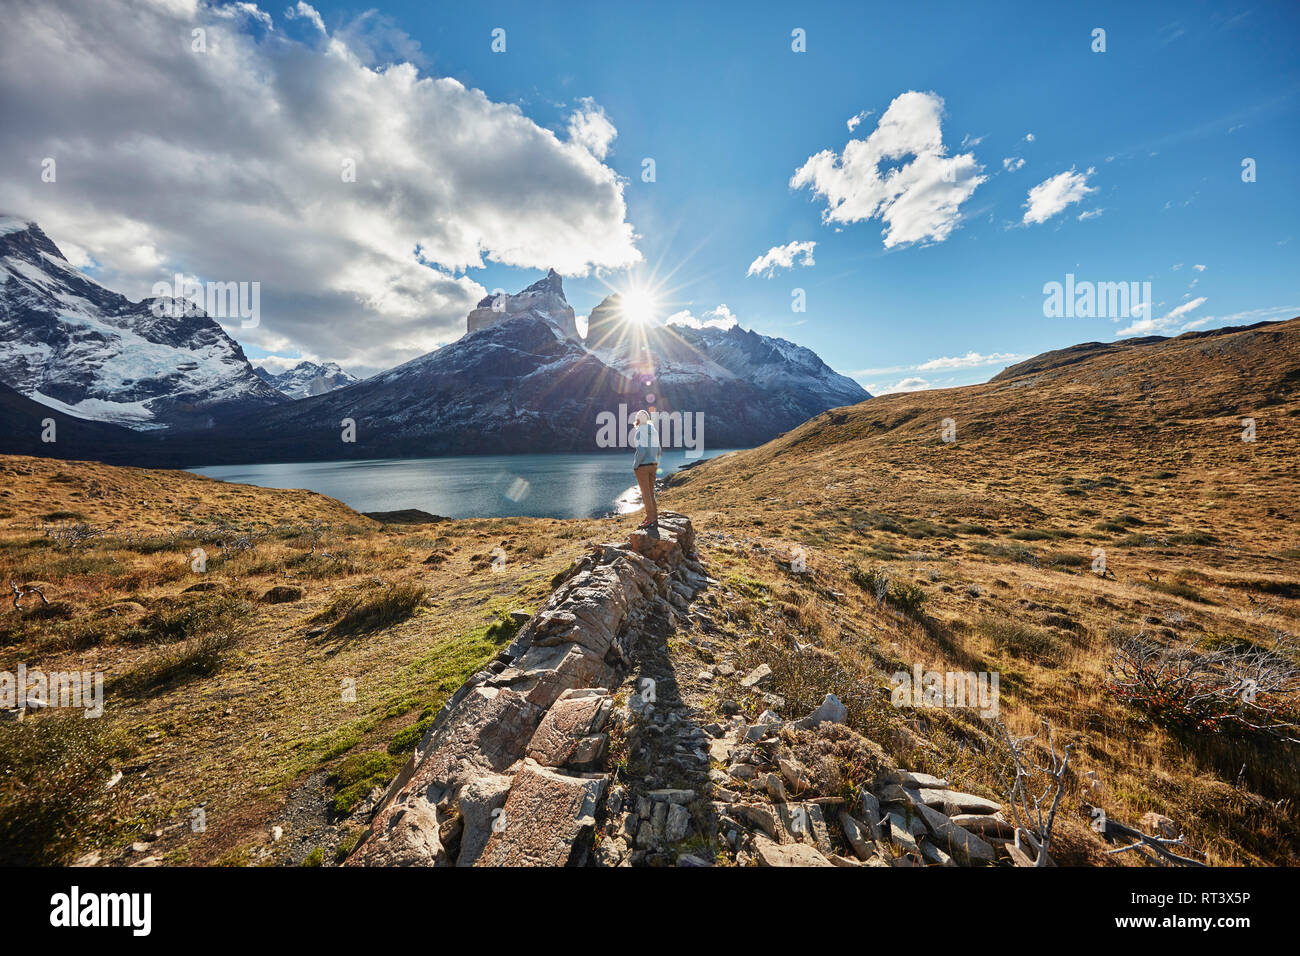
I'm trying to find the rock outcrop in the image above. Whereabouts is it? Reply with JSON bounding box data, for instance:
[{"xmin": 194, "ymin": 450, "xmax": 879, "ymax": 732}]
[
  {"xmin": 346, "ymin": 513, "xmax": 698, "ymax": 866},
  {"xmin": 465, "ymin": 268, "xmax": 579, "ymax": 341}
]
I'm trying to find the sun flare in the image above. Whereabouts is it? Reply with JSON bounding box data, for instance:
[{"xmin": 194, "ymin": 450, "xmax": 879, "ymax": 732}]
[{"xmin": 619, "ymin": 288, "xmax": 659, "ymax": 326}]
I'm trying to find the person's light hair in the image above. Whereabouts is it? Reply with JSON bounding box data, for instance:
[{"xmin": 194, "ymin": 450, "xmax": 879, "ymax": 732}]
[{"xmin": 633, "ymin": 409, "xmax": 651, "ymax": 426}]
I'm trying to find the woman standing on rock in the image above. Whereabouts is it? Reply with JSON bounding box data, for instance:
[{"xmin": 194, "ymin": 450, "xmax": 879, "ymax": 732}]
[{"xmin": 632, "ymin": 409, "xmax": 661, "ymax": 530}]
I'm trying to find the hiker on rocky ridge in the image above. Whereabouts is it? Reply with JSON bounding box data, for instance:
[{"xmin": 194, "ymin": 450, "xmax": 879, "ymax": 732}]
[{"xmin": 632, "ymin": 408, "xmax": 661, "ymax": 529}]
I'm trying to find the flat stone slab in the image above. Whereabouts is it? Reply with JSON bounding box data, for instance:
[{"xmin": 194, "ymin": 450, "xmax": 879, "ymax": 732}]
[
  {"xmin": 918, "ymin": 788, "xmax": 1002, "ymax": 816},
  {"xmin": 478, "ymin": 760, "xmax": 607, "ymax": 867},
  {"xmin": 525, "ymin": 689, "xmax": 611, "ymax": 767},
  {"xmin": 753, "ymin": 835, "xmax": 834, "ymax": 867}
]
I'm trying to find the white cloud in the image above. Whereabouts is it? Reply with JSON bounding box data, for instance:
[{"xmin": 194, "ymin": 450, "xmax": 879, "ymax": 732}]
[
  {"xmin": 1002, "ymin": 156, "xmax": 1025, "ymax": 172},
  {"xmin": 284, "ymin": 1, "xmax": 325, "ymax": 33},
  {"xmin": 1023, "ymin": 167, "xmax": 1097, "ymax": 225},
  {"xmin": 846, "ymin": 110, "xmax": 873, "ymax": 132},
  {"xmin": 566, "ymin": 96, "xmax": 617, "ymax": 161},
  {"xmin": 869, "ymin": 376, "xmax": 930, "ymax": 394},
  {"xmin": 0, "ymin": 0, "xmax": 640, "ymax": 374},
  {"xmin": 791, "ymin": 91, "xmax": 987, "ymax": 248},
  {"xmin": 1193, "ymin": 263, "xmax": 1206, "ymax": 272},
  {"xmin": 746, "ymin": 240, "xmax": 816, "ymax": 278},
  {"xmin": 1077, "ymin": 208, "xmax": 1104, "ymax": 221},
  {"xmin": 914, "ymin": 351, "xmax": 1025, "ymax": 371},
  {"xmin": 1025, "ymin": 132, "xmax": 1036, "ymax": 142},
  {"xmin": 1115, "ymin": 296, "xmax": 1207, "ymax": 336},
  {"xmin": 666, "ymin": 304, "xmax": 738, "ymax": 330}
]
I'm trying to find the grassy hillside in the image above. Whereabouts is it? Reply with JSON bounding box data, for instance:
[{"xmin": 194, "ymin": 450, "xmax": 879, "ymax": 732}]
[
  {"xmin": 0, "ymin": 455, "xmax": 613, "ymax": 865},
  {"xmin": 659, "ymin": 318, "xmax": 1300, "ymax": 865}
]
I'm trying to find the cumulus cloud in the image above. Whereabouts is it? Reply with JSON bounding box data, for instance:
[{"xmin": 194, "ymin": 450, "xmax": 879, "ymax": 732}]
[
  {"xmin": 1193, "ymin": 263, "xmax": 1206, "ymax": 272},
  {"xmin": 746, "ymin": 240, "xmax": 816, "ymax": 278},
  {"xmin": 1077, "ymin": 208, "xmax": 1104, "ymax": 221},
  {"xmin": 869, "ymin": 376, "xmax": 930, "ymax": 394},
  {"xmin": 1025, "ymin": 132, "xmax": 1036, "ymax": 142},
  {"xmin": 1022, "ymin": 167, "xmax": 1097, "ymax": 225},
  {"xmin": 666, "ymin": 304, "xmax": 739, "ymax": 330},
  {"xmin": 567, "ymin": 97, "xmax": 617, "ymax": 160},
  {"xmin": 284, "ymin": 1, "xmax": 325, "ymax": 33},
  {"xmin": 0, "ymin": 0, "xmax": 640, "ymax": 374},
  {"xmin": 1002, "ymin": 156, "xmax": 1025, "ymax": 172},
  {"xmin": 790, "ymin": 91, "xmax": 987, "ymax": 248}
]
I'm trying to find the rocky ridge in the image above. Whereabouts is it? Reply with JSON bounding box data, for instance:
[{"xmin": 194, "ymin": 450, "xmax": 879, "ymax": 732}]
[{"xmin": 346, "ymin": 513, "xmax": 1033, "ymax": 867}]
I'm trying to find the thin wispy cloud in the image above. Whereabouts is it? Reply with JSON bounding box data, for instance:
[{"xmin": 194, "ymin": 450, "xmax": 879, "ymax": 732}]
[{"xmin": 1116, "ymin": 296, "xmax": 1206, "ymax": 336}]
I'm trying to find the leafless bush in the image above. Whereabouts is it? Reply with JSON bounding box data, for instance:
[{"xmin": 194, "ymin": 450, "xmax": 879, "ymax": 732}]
[
  {"xmin": 998, "ymin": 718, "xmax": 1071, "ymax": 866},
  {"xmin": 1107, "ymin": 632, "xmax": 1300, "ymax": 743},
  {"xmin": 43, "ymin": 522, "xmax": 105, "ymax": 548}
]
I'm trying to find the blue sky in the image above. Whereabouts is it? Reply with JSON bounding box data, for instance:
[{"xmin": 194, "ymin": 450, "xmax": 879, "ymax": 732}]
[
  {"xmin": 3, "ymin": 0, "xmax": 1296, "ymax": 390},
  {"xmin": 351, "ymin": 0, "xmax": 1299, "ymax": 391}
]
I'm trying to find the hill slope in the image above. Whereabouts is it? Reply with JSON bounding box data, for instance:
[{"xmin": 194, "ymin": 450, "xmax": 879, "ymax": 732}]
[{"xmin": 661, "ymin": 317, "xmax": 1300, "ymax": 864}]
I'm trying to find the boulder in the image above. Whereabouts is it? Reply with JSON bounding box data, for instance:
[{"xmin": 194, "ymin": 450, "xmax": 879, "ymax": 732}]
[
  {"xmin": 791, "ymin": 693, "xmax": 847, "ymax": 729},
  {"xmin": 454, "ymin": 772, "xmax": 513, "ymax": 867},
  {"xmin": 907, "ymin": 795, "xmax": 997, "ymax": 865},
  {"xmin": 839, "ymin": 812, "xmax": 876, "ymax": 861},
  {"xmin": 1140, "ymin": 811, "xmax": 1179, "ymax": 839}
]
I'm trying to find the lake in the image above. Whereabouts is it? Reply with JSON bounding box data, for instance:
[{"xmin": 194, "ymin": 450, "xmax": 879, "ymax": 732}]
[{"xmin": 189, "ymin": 448, "xmax": 741, "ymax": 520}]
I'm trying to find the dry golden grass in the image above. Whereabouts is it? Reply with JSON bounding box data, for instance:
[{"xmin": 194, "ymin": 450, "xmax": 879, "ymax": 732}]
[
  {"xmin": 3, "ymin": 320, "xmax": 1296, "ymax": 866},
  {"xmin": 661, "ymin": 319, "xmax": 1300, "ymax": 865},
  {"xmin": 0, "ymin": 454, "xmax": 617, "ymax": 865}
]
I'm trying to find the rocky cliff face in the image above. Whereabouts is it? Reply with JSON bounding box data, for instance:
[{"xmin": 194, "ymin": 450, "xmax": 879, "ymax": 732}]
[{"xmin": 465, "ymin": 268, "xmax": 579, "ymax": 341}]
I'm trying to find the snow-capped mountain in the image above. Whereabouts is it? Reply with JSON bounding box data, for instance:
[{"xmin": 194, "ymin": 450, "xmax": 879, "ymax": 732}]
[
  {"xmin": 190, "ymin": 271, "xmax": 870, "ymax": 463},
  {"xmin": 0, "ymin": 217, "xmax": 284, "ymax": 429},
  {"xmin": 0, "ymin": 230, "xmax": 868, "ymax": 464},
  {"xmin": 585, "ymin": 291, "xmax": 869, "ymax": 413},
  {"xmin": 254, "ymin": 361, "xmax": 359, "ymax": 399}
]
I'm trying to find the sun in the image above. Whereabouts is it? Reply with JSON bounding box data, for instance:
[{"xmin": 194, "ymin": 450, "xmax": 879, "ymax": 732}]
[{"xmin": 619, "ymin": 287, "xmax": 659, "ymax": 326}]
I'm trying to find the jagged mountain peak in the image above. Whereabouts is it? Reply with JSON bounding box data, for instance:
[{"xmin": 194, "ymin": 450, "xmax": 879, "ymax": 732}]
[
  {"xmin": 466, "ymin": 267, "xmax": 578, "ymax": 341},
  {"xmin": 0, "ymin": 218, "xmax": 284, "ymax": 430},
  {"xmin": 254, "ymin": 360, "xmax": 360, "ymax": 399}
]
